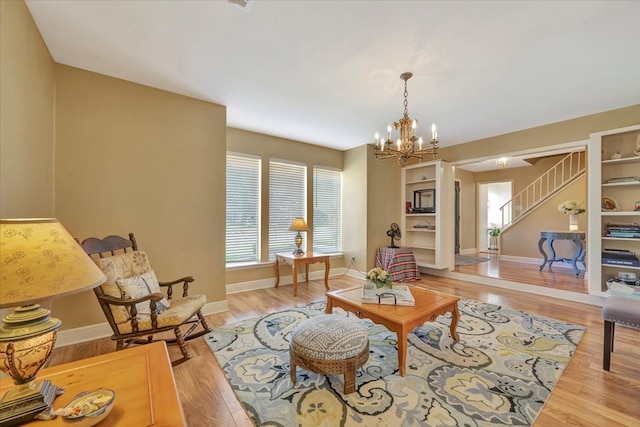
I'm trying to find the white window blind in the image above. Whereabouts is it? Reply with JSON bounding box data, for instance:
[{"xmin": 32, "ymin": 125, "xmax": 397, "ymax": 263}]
[
  {"xmin": 313, "ymin": 167, "xmax": 342, "ymax": 253},
  {"xmin": 269, "ymin": 160, "xmax": 306, "ymax": 259},
  {"xmin": 226, "ymin": 154, "xmax": 260, "ymax": 263}
]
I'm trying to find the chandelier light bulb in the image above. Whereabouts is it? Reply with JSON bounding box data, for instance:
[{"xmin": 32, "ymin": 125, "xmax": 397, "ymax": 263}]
[
  {"xmin": 412, "ymin": 120, "xmax": 417, "ymax": 129},
  {"xmin": 418, "ymin": 137, "xmax": 423, "ymax": 149},
  {"xmin": 397, "ymin": 138, "xmax": 401, "ymax": 149},
  {"xmin": 431, "ymin": 123, "xmax": 437, "ymax": 140}
]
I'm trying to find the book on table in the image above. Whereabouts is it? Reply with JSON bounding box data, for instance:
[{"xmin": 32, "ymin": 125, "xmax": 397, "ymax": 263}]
[{"xmin": 361, "ymin": 284, "xmax": 416, "ymax": 306}]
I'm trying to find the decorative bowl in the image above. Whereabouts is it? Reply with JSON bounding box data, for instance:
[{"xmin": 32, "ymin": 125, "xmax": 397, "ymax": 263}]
[{"xmin": 60, "ymin": 389, "xmax": 115, "ymax": 427}]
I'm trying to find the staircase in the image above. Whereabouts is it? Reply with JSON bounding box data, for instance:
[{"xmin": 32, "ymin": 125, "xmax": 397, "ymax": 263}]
[{"xmin": 499, "ymin": 151, "xmax": 585, "ymax": 229}]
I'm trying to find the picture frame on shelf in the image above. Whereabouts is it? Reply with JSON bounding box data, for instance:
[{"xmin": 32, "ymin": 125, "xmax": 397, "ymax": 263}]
[{"xmin": 413, "ymin": 189, "xmax": 436, "ymax": 213}]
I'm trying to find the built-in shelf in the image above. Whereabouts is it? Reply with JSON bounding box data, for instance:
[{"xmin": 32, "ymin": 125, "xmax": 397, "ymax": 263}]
[
  {"xmin": 602, "ymin": 181, "xmax": 640, "ymax": 187},
  {"xmin": 601, "ymin": 156, "xmax": 640, "ymax": 165},
  {"xmin": 406, "ymin": 178, "xmax": 436, "ymax": 185},
  {"xmin": 601, "ymin": 264, "xmax": 640, "ymax": 271},
  {"xmin": 601, "ymin": 211, "xmax": 640, "ymax": 216},
  {"xmin": 402, "ymin": 160, "xmax": 454, "ymax": 271},
  {"xmin": 588, "ymin": 125, "xmax": 640, "ymax": 294}
]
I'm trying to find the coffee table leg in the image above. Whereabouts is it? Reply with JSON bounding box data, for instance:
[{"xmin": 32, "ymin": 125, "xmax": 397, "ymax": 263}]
[
  {"xmin": 323, "ymin": 259, "xmax": 330, "ymax": 291},
  {"xmin": 449, "ymin": 303, "xmax": 460, "ymax": 341},
  {"xmin": 398, "ymin": 328, "xmax": 408, "ymax": 377},
  {"xmin": 274, "ymin": 257, "xmax": 280, "ymax": 288},
  {"xmin": 325, "ymin": 297, "xmax": 333, "ymax": 314}
]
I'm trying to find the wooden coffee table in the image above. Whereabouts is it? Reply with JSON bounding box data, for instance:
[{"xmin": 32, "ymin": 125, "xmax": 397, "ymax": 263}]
[{"xmin": 325, "ymin": 286, "xmax": 460, "ymax": 376}]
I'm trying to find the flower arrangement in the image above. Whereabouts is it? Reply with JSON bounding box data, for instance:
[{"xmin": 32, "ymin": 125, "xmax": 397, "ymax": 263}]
[
  {"xmin": 366, "ymin": 267, "xmax": 393, "ymax": 290},
  {"xmin": 557, "ymin": 200, "xmax": 585, "ymax": 215}
]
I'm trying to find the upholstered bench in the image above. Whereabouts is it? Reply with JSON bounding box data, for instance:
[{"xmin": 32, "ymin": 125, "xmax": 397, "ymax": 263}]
[
  {"xmin": 602, "ymin": 296, "xmax": 640, "ymax": 371},
  {"xmin": 290, "ymin": 314, "xmax": 369, "ymax": 394}
]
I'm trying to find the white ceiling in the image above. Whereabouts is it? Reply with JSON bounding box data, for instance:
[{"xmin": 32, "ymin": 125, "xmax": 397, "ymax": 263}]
[{"xmin": 25, "ymin": 0, "xmax": 640, "ymax": 152}]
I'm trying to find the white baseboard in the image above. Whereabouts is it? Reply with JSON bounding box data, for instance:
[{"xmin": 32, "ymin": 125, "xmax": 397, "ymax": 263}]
[
  {"xmin": 226, "ymin": 267, "xmax": 348, "ymax": 294},
  {"xmin": 499, "ymin": 254, "xmax": 588, "ymax": 273},
  {"xmin": 56, "ymin": 299, "xmax": 229, "ymax": 347}
]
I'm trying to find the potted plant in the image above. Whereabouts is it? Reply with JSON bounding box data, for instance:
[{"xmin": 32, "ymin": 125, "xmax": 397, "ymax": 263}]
[{"xmin": 488, "ymin": 225, "xmax": 501, "ymax": 250}]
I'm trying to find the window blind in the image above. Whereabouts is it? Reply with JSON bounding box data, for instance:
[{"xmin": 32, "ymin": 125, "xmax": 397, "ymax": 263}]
[
  {"xmin": 226, "ymin": 154, "xmax": 260, "ymax": 263},
  {"xmin": 269, "ymin": 160, "xmax": 306, "ymax": 259},
  {"xmin": 313, "ymin": 167, "xmax": 342, "ymax": 253}
]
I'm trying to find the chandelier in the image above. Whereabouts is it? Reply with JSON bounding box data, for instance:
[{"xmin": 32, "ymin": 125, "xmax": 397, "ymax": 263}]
[{"xmin": 373, "ymin": 72, "xmax": 438, "ymax": 165}]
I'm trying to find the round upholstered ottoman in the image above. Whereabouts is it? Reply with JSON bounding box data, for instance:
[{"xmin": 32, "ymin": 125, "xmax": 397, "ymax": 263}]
[{"xmin": 289, "ymin": 314, "xmax": 369, "ymax": 394}]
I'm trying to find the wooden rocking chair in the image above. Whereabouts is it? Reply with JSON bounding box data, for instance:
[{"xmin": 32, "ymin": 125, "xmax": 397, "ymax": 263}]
[{"xmin": 80, "ymin": 233, "xmax": 211, "ymax": 365}]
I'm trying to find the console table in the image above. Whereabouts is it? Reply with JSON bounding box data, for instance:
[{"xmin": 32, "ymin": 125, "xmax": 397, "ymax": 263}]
[
  {"xmin": 0, "ymin": 341, "xmax": 185, "ymax": 426},
  {"xmin": 375, "ymin": 247, "xmax": 420, "ymax": 282},
  {"xmin": 274, "ymin": 252, "xmax": 330, "ymax": 297},
  {"xmin": 538, "ymin": 230, "xmax": 586, "ymax": 275}
]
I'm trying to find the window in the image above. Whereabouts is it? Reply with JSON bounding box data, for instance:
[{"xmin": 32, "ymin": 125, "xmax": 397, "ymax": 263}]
[
  {"xmin": 313, "ymin": 167, "xmax": 342, "ymax": 253},
  {"xmin": 226, "ymin": 154, "xmax": 260, "ymax": 263},
  {"xmin": 269, "ymin": 160, "xmax": 306, "ymax": 259}
]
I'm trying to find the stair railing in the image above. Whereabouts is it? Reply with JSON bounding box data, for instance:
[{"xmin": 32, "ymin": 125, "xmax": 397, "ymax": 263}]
[{"xmin": 500, "ymin": 151, "xmax": 585, "ymax": 228}]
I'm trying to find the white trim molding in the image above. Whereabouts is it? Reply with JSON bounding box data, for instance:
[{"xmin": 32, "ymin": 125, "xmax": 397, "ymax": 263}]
[{"xmin": 56, "ymin": 300, "xmax": 229, "ymax": 347}]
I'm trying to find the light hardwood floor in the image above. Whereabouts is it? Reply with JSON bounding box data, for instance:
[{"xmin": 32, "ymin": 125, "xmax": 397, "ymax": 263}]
[
  {"xmin": 455, "ymin": 251, "xmax": 588, "ymax": 293},
  {"xmin": 50, "ymin": 273, "xmax": 639, "ymax": 426}
]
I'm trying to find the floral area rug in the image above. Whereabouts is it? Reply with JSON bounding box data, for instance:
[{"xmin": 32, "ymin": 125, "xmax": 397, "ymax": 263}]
[{"xmin": 205, "ymin": 299, "xmax": 584, "ymax": 426}]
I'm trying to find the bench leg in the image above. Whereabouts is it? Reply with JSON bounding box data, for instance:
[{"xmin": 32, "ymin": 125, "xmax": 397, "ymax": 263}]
[{"xmin": 603, "ymin": 320, "xmax": 614, "ymax": 371}]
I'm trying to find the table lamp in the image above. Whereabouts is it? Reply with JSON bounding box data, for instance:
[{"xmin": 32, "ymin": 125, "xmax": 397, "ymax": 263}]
[
  {"xmin": 0, "ymin": 218, "xmax": 107, "ymax": 426},
  {"xmin": 289, "ymin": 218, "xmax": 309, "ymax": 255}
]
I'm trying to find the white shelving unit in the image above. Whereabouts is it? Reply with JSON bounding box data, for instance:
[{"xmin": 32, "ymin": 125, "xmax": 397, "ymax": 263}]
[
  {"xmin": 587, "ymin": 125, "xmax": 640, "ymax": 295},
  {"xmin": 401, "ymin": 160, "xmax": 454, "ymax": 270}
]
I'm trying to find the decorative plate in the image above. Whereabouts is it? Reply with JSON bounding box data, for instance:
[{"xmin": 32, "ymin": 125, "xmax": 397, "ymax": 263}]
[{"xmin": 601, "ymin": 197, "xmax": 620, "ymax": 211}]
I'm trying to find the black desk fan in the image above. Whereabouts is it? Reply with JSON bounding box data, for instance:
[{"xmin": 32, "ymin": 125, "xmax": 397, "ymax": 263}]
[{"xmin": 387, "ymin": 223, "xmax": 401, "ymax": 248}]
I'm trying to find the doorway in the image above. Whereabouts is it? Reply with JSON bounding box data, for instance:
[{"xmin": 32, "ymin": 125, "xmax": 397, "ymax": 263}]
[{"xmin": 477, "ymin": 181, "xmax": 512, "ymax": 252}]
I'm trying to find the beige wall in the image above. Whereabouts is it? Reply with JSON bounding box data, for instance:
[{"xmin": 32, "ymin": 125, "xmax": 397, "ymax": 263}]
[
  {"xmin": 342, "ymin": 145, "xmax": 368, "ymax": 272},
  {"xmin": 439, "ymin": 105, "xmax": 640, "ymax": 163},
  {"xmin": 500, "ymin": 175, "xmax": 586, "ymax": 258},
  {"xmin": 0, "ymin": 0, "xmax": 55, "ymax": 218},
  {"xmin": 366, "ymin": 146, "xmax": 403, "ymax": 269},
  {"xmin": 226, "ymin": 128, "xmax": 345, "ymax": 285},
  {"xmin": 52, "ymin": 65, "xmax": 227, "ymax": 329}
]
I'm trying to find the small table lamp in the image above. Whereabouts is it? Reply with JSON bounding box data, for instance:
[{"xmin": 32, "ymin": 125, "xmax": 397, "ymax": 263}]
[
  {"xmin": 0, "ymin": 218, "xmax": 107, "ymax": 426},
  {"xmin": 289, "ymin": 218, "xmax": 309, "ymax": 255}
]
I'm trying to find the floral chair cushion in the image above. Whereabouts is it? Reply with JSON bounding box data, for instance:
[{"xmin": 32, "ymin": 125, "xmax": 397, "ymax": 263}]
[
  {"xmin": 115, "ymin": 294, "xmax": 207, "ymax": 334},
  {"xmin": 116, "ymin": 270, "xmax": 171, "ymax": 315},
  {"xmin": 96, "ymin": 251, "xmax": 153, "ymax": 325}
]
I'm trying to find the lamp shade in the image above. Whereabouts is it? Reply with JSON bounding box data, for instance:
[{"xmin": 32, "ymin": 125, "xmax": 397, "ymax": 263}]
[
  {"xmin": 0, "ymin": 218, "xmax": 106, "ymax": 309},
  {"xmin": 289, "ymin": 218, "xmax": 309, "ymax": 232}
]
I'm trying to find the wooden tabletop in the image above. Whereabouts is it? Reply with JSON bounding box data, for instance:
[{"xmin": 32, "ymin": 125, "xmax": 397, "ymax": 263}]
[{"xmin": 0, "ymin": 342, "xmax": 186, "ymax": 426}]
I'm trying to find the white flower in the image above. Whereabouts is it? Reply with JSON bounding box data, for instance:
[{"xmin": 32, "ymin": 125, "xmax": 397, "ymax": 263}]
[
  {"xmin": 558, "ymin": 200, "xmax": 585, "ymax": 215},
  {"xmin": 366, "ymin": 267, "xmax": 393, "ymax": 289}
]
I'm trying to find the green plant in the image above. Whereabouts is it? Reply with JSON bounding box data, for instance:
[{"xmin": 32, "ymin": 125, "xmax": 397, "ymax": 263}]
[{"xmin": 488, "ymin": 227, "xmax": 501, "ymax": 237}]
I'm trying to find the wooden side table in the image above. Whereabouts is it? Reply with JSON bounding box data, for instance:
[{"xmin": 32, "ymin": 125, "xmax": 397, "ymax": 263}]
[
  {"xmin": 274, "ymin": 252, "xmax": 330, "ymax": 297},
  {"xmin": 0, "ymin": 342, "xmax": 186, "ymax": 426}
]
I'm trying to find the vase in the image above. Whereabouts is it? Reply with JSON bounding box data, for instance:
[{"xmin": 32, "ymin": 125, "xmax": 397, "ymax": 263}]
[
  {"xmin": 372, "ymin": 281, "xmax": 392, "ymax": 295},
  {"xmin": 569, "ymin": 214, "xmax": 579, "ymax": 231}
]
